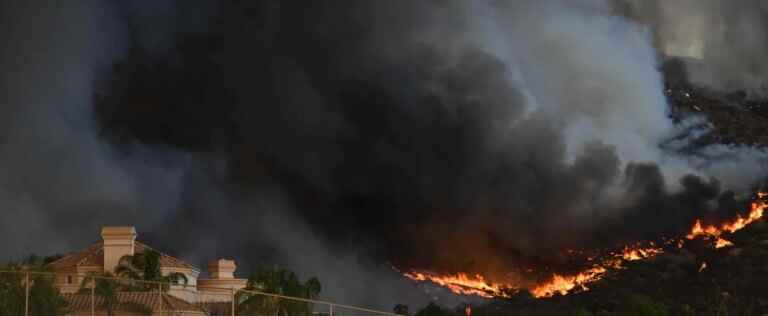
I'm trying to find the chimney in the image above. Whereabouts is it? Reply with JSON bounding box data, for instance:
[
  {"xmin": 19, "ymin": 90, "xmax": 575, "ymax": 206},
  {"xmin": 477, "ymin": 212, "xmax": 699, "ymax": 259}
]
[
  {"xmin": 198, "ymin": 258, "xmax": 247, "ymax": 293},
  {"xmin": 101, "ymin": 226, "xmax": 137, "ymax": 274},
  {"xmin": 208, "ymin": 259, "xmax": 237, "ymax": 279}
]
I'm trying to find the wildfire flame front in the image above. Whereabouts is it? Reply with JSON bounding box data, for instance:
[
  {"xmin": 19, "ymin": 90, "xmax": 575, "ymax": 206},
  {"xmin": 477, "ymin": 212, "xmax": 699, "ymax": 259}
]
[{"xmin": 402, "ymin": 195, "xmax": 768, "ymax": 299}]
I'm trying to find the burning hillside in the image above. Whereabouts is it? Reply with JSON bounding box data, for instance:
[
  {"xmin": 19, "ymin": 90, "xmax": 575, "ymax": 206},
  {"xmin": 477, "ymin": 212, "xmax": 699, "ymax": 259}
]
[
  {"xmin": 402, "ymin": 193, "xmax": 768, "ymax": 299},
  {"xmin": 5, "ymin": 0, "xmax": 768, "ymax": 311}
]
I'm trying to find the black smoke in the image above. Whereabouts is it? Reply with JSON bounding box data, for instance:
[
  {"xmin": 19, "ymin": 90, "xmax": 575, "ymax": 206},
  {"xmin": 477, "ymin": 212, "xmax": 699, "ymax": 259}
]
[
  {"xmin": 97, "ymin": 0, "xmax": 765, "ymax": 282},
  {"xmin": 1, "ymin": 0, "xmax": 767, "ymax": 308}
]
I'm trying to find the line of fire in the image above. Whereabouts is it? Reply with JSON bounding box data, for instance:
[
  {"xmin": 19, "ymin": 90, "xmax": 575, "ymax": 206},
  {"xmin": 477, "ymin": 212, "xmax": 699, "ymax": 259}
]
[{"xmin": 399, "ymin": 192, "xmax": 768, "ymax": 299}]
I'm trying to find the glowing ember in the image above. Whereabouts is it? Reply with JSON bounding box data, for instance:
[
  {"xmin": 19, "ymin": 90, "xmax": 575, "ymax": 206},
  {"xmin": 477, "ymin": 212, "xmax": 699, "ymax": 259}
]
[
  {"xmin": 617, "ymin": 244, "xmax": 664, "ymax": 261},
  {"xmin": 402, "ymin": 195, "xmax": 767, "ymax": 299},
  {"xmin": 714, "ymin": 237, "xmax": 734, "ymax": 249}
]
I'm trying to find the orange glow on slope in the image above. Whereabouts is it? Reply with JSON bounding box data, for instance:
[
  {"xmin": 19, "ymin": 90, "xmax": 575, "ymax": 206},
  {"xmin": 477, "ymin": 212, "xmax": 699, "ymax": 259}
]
[
  {"xmin": 403, "ymin": 196, "xmax": 767, "ymax": 299},
  {"xmin": 529, "ymin": 266, "xmax": 606, "ymax": 297},
  {"xmin": 403, "ymin": 243, "xmax": 664, "ymax": 298},
  {"xmin": 403, "ymin": 272, "xmax": 501, "ymax": 298},
  {"xmin": 529, "ymin": 243, "xmax": 664, "ymax": 297},
  {"xmin": 687, "ymin": 201, "xmax": 766, "ymax": 239}
]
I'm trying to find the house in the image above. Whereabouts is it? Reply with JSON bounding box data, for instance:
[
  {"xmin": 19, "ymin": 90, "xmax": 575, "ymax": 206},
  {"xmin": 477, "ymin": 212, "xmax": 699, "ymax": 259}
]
[
  {"xmin": 61, "ymin": 292, "xmax": 206, "ymax": 316},
  {"xmin": 48, "ymin": 226, "xmax": 247, "ymax": 315}
]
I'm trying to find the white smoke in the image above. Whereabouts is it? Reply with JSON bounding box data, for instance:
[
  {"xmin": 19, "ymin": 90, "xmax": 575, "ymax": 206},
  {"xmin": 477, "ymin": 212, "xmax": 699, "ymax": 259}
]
[
  {"xmin": 621, "ymin": 0, "xmax": 768, "ymax": 95},
  {"xmin": 462, "ymin": 0, "xmax": 767, "ymax": 194}
]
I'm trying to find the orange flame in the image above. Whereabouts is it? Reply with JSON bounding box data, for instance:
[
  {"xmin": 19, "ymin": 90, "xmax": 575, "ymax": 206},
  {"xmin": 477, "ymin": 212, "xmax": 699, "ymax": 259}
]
[
  {"xmin": 402, "ymin": 195, "xmax": 767, "ymax": 299},
  {"xmin": 403, "ymin": 272, "xmax": 501, "ymax": 298},
  {"xmin": 403, "ymin": 242, "xmax": 664, "ymax": 298},
  {"xmin": 687, "ymin": 201, "xmax": 766, "ymax": 239},
  {"xmin": 714, "ymin": 237, "xmax": 733, "ymax": 249},
  {"xmin": 529, "ymin": 266, "xmax": 606, "ymax": 297},
  {"xmin": 617, "ymin": 244, "xmax": 664, "ymax": 261}
]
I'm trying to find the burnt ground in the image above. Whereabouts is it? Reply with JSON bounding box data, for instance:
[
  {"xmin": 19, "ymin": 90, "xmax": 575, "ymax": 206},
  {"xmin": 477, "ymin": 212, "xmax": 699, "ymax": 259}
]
[
  {"xmin": 663, "ymin": 58, "xmax": 768, "ymax": 147},
  {"xmin": 468, "ymin": 219, "xmax": 768, "ymax": 315},
  {"xmin": 413, "ymin": 61, "xmax": 768, "ymax": 316}
]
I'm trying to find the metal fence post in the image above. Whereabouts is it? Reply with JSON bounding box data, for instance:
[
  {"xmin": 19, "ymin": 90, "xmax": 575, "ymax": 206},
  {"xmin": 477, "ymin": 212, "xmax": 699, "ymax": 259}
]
[
  {"xmin": 158, "ymin": 283, "xmax": 163, "ymax": 316},
  {"xmin": 330, "ymin": 303, "xmax": 335, "ymax": 316},
  {"xmin": 24, "ymin": 272, "xmax": 30, "ymax": 316},
  {"xmin": 91, "ymin": 278, "xmax": 95, "ymax": 316},
  {"xmin": 231, "ymin": 287, "xmax": 236, "ymax": 316}
]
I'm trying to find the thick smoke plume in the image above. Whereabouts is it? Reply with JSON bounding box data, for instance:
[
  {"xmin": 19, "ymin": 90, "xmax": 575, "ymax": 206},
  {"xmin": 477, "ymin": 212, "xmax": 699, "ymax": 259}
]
[
  {"xmin": 1, "ymin": 0, "xmax": 767, "ymax": 308},
  {"xmin": 619, "ymin": 0, "xmax": 768, "ymax": 94},
  {"xmin": 0, "ymin": 0, "xmax": 189, "ymax": 258}
]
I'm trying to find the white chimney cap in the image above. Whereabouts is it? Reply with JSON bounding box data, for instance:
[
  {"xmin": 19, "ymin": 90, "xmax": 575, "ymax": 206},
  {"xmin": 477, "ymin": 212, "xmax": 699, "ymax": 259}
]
[{"xmin": 101, "ymin": 226, "xmax": 137, "ymax": 238}]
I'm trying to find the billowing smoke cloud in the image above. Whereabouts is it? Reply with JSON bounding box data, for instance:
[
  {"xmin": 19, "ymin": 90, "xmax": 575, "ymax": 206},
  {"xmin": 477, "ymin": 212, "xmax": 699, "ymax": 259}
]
[
  {"xmin": 119, "ymin": 0, "xmax": 766, "ymax": 287},
  {"xmin": 1, "ymin": 0, "xmax": 767, "ymax": 309},
  {"xmin": 0, "ymin": 1, "xmax": 189, "ymax": 260},
  {"xmin": 618, "ymin": 0, "xmax": 768, "ymax": 94}
]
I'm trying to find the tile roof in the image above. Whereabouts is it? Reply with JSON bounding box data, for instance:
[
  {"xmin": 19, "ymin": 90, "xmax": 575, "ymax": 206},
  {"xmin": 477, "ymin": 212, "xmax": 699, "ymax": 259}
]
[
  {"xmin": 61, "ymin": 292, "xmax": 205, "ymax": 313},
  {"xmin": 48, "ymin": 243, "xmax": 103, "ymax": 269},
  {"xmin": 48, "ymin": 241, "xmax": 198, "ymax": 271},
  {"xmin": 135, "ymin": 242, "xmax": 198, "ymax": 271}
]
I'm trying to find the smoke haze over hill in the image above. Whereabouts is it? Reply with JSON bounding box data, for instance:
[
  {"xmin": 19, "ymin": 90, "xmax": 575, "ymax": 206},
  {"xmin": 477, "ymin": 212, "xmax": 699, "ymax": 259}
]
[{"xmin": 1, "ymin": 0, "xmax": 767, "ymax": 309}]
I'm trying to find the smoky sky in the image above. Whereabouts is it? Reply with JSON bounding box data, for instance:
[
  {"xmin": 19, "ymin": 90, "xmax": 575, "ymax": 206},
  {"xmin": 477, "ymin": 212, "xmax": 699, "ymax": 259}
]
[
  {"xmin": 619, "ymin": 0, "xmax": 768, "ymax": 95},
  {"xmin": 1, "ymin": 0, "xmax": 768, "ymax": 308}
]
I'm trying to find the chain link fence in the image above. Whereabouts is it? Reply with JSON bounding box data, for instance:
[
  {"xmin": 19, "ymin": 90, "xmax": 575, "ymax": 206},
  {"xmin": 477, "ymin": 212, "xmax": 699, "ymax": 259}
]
[{"xmin": 0, "ymin": 270, "xmax": 398, "ymax": 316}]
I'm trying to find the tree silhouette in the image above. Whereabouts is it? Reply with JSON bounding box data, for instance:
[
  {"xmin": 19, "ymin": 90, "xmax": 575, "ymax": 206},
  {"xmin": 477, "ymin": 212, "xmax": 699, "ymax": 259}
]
[
  {"xmin": 0, "ymin": 255, "xmax": 66, "ymax": 316},
  {"xmin": 237, "ymin": 266, "xmax": 322, "ymax": 316},
  {"xmin": 114, "ymin": 249, "xmax": 188, "ymax": 291}
]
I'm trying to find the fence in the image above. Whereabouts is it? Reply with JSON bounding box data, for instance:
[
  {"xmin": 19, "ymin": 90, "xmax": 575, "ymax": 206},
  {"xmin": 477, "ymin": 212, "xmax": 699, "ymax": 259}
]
[{"xmin": 0, "ymin": 270, "xmax": 399, "ymax": 316}]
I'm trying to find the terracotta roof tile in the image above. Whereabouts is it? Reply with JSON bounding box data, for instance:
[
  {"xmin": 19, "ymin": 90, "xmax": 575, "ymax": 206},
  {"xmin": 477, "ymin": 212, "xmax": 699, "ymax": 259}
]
[
  {"xmin": 49, "ymin": 243, "xmax": 103, "ymax": 269},
  {"xmin": 135, "ymin": 242, "xmax": 198, "ymax": 271},
  {"xmin": 62, "ymin": 292, "xmax": 205, "ymax": 313},
  {"xmin": 48, "ymin": 241, "xmax": 198, "ymax": 272}
]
